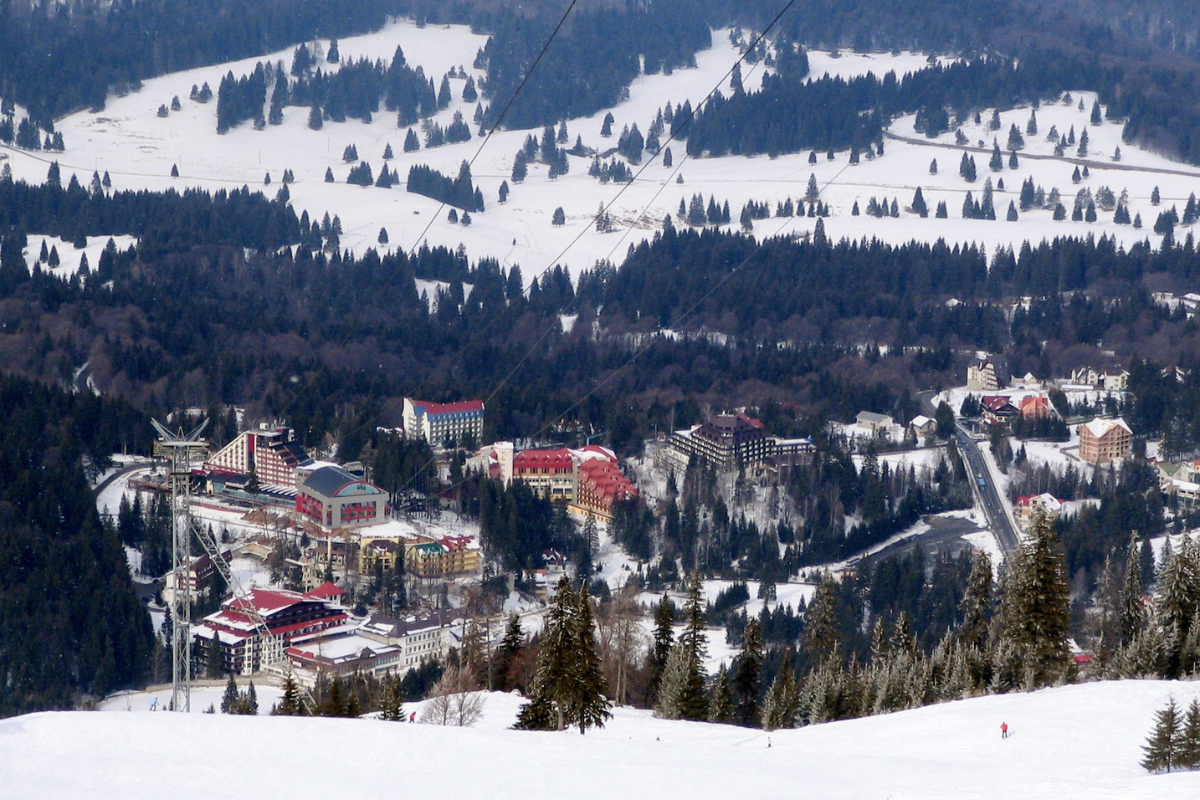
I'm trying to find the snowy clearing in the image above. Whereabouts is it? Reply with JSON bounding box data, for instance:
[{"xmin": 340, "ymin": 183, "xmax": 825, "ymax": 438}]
[
  {"xmin": 4, "ymin": 680, "xmax": 1199, "ymax": 799},
  {"xmin": 1, "ymin": 21, "xmax": 1196, "ymax": 288}
]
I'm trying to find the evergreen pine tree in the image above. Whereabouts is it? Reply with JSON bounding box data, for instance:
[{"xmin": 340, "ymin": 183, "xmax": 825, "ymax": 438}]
[
  {"xmin": 733, "ymin": 618, "xmax": 764, "ymax": 727},
  {"xmin": 1179, "ymin": 699, "xmax": 1200, "ymax": 770},
  {"xmin": 959, "ymin": 551, "xmax": 993, "ymax": 650},
  {"xmin": 1155, "ymin": 535, "xmax": 1200, "ymax": 678},
  {"xmin": 998, "ymin": 510, "xmax": 1071, "ymax": 688},
  {"xmin": 648, "ymin": 594, "xmax": 675, "ymax": 704},
  {"xmin": 761, "ymin": 658, "xmax": 800, "ymax": 730},
  {"xmin": 677, "ymin": 573, "xmax": 710, "ymax": 720},
  {"xmin": 708, "ymin": 665, "xmax": 734, "ymax": 723},
  {"xmin": 493, "ymin": 613, "xmax": 524, "ymax": 692},
  {"xmin": 655, "ymin": 642, "xmax": 690, "ymax": 720},
  {"xmin": 274, "ymin": 673, "xmax": 304, "ymax": 716},
  {"xmin": 1120, "ymin": 535, "xmax": 1146, "ymax": 648},
  {"xmin": 221, "ymin": 674, "xmax": 238, "ymax": 713},
  {"xmin": 804, "ymin": 576, "xmax": 840, "ymax": 661},
  {"xmin": 1142, "ymin": 697, "xmax": 1181, "ymax": 773},
  {"xmin": 570, "ymin": 582, "xmax": 612, "ymax": 733}
]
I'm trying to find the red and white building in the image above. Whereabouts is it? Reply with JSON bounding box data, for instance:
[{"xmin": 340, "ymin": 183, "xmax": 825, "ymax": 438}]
[
  {"xmin": 194, "ymin": 584, "xmax": 347, "ymax": 675},
  {"xmin": 205, "ymin": 425, "xmax": 313, "ymax": 488},
  {"xmin": 508, "ymin": 445, "xmax": 637, "ymax": 521},
  {"xmin": 295, "ymin": 465, "xmax": 389, "ymax": 532},
  {"xmin": 403, "ymin": 398, "xmax": 485, "ymax": 447},
  {"xmin": 574, "ymin": 454, "xmax": 638, "ymax": 521}
]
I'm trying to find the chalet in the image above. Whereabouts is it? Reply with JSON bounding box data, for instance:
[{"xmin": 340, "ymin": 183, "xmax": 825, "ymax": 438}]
[
  {"xmin": 1078, "ymin": 418, "xmax": 1133, "ymax": 464},
  {"xmin": 980, "ymin": 396, "xmax": 1018, "ymax": 425},
  {"xmin": 1069, "ymin": 366, "xmax": 1129, "ymax": 392},
  {"xmin": 1019, "ymin": 395, "xmax": 1053, "ymax": 420},
  {"xmin": 856, "ymin": 411, "xmax": 895, "ymax": 433},
  {"xmin": 1017, "ymin": 493, "xmax": 1064, "ymax": 525},
  {"xmin": 194, "ymin": 587, "xmax": 347, "ymax": 675},
  {"xmin": 909, "ymin": 415, "xmax": 936, "ymax": 439}
]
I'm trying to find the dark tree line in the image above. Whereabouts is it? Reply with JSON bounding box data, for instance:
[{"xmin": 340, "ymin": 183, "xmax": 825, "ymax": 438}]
[{"xmin": 0, "ymin": 374, "xmax": 155, "ymax": 717}]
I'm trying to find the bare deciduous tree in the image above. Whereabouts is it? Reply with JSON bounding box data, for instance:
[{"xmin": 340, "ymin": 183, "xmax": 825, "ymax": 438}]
[{"xmin": 420, "ymin": 666, "xmax": 486, "ymax": 727}]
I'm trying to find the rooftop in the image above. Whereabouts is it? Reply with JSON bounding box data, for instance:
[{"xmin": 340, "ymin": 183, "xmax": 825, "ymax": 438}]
[{"xmin": 300, "ymin": 465, "xmax": 385, "ymax": 498}]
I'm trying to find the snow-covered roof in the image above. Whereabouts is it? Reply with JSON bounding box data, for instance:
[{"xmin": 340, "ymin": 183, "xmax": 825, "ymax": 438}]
[{"xmin": 1080, "ymin": 417, "xmax": 1132, "ymax": 438}]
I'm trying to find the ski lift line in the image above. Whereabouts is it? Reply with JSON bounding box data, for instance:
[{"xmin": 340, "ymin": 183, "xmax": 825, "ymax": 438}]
[
  {"xmin": 377, "ymin": 0, "xmax": 806, "ymax": 500},
  {"xmin": 545, "ymin": 0, "xmax": 802, "ymax": 284},
  {"xmin": 268, "ymin": 0, "xmax": 582, "ymax": 426},
  {"xmin": 600, "ymin": 9, "xmax": 801, "ymax": 264},
  {"xmin": 397, "ymin": 0, "xmax": 585, "ymax": 266}
]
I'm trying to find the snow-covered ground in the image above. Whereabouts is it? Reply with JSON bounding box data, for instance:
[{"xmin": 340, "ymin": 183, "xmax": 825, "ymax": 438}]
[
  {"xmin": 4, "ymin": 20, "xmax": 1198, "ymax": 286},
  {"xmin": 99, "ymin": 680, "xmax": 284, "ymax": 716},
  {"xmin": 5, "ymin": 680, "xmax": 1199, "ymax": 798}
]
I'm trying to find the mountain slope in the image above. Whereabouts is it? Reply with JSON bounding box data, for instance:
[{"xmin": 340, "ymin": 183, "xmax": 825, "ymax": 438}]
[{"xmin": 2, "ymin": 680, "xmax": 1198, "ymax": 798}]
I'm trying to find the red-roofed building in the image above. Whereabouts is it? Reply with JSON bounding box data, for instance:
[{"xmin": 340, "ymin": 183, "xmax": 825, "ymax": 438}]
[
  {"xmin": 513, "ymin": 448, "xmax": 576, "ymax": 501},
  {"xmin": 573, "ymin": 455, "xmax": 638, "ymax": 522},
  {"xmin": 1019, "ymin": 395, "xmax": 1053, "ymax": 420},
  {"xmin": 509, "ymin": 445, "xmax": 637, "ymax": 521},
  {"xmin": 194, "ymin": 586, "xmax": 347, "ymax": 675},
  {"xmin": 980, "ymin": 396, "xmax": 1018, "ymax": 425},
  {"xmin": 403, "ymin": 397, "xmax": 484, "ymax": 447}
]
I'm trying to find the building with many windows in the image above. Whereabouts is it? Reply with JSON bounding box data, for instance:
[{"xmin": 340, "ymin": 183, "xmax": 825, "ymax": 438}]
[
  {"xmin": 1078, "ymin": 417, "xmax": 1133, "ymax": 464},
  {"xmin": 204, "ymin": 425, "xmax": 313, "ymax": 488},
  {"xmin": 512, "ymin": 448, "xmax": 577, "ymax": 501},
  {"xmin": 666, "ymin": 413, "xmax": 773, "ymax": 473},
  {"xmin": 194, "ymin": 585, "xmax": 347, "ymax": 675},
  {"xmin": 403, "ymin": 398, "xmax": 485, "ymax": 447},
  {"xmin": 405, "ymin": 535, "xmax": 481, "ymax": 578},
  {"xmin": 357, "ymin": 609, "xmax": 466, "ymax": 672},
  {"xmin": 295, "ymin": 465, "xmax": 389, "ymax": 532},
  {"xmin": 572, "ymin": 455, "xmax": 638, "ymax": 522}
]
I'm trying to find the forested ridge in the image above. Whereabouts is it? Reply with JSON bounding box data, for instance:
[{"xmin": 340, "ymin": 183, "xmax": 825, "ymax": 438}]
[{"xmin": 10, "ymin": 0, "xmax": 1200, "ymax": 162}]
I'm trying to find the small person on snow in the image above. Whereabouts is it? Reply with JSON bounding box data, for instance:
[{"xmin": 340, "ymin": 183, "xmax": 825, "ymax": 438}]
[
  {"xmin": 1001, "ymin": 721, "xmax": 1008, "ymax": 739},
  {"xmin": 409, "ymin": 711, "xmax": 416, "ymax": 723}
]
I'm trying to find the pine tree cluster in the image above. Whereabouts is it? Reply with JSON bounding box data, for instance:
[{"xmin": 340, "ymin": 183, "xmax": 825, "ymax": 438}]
[
  {"xmin": 516, "ymin": 577, "xmax": 611, "ymax": 733},
  {"xmin": 406, "ymin": 162, "xmax": 485, "ymax": 212},
  {"xmin": 1143, "ymin": 697, "xmax": 1200, "ymax": 773}
]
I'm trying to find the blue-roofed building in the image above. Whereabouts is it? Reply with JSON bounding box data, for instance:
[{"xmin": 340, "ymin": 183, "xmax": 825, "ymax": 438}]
[{"xmin": 295, "ymin": 465, "xmax": 389, "ymax": 531}]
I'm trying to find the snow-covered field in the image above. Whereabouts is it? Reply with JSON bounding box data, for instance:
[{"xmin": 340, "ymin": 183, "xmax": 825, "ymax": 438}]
[
  {"xmin": 3, "ymin": 20, "xmax": 1197, "ymax": 286},
  {"xmin": 5, "ymin": 680, "xmax": 1199, "ymax": 799}
]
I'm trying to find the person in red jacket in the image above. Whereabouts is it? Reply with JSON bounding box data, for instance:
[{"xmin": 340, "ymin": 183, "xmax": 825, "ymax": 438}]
[{"xmin": 1001, "ymin": 721, "xmax": 1008, "ymax": 739}]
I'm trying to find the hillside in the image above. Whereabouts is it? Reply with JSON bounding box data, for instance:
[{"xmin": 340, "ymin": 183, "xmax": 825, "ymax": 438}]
[
  {"xmin": 2, "ymin": 680, "xmax": 1199, "ymax": 798},
  {"xmin": 6, "ymin": 18, "xmax": 1200, "ymax": 287}
]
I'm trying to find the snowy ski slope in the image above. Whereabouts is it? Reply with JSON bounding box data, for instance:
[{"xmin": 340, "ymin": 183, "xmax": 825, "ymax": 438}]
[{"xmin": 3, "ymin": 680, "xmax": 1199, "ymax": 799}]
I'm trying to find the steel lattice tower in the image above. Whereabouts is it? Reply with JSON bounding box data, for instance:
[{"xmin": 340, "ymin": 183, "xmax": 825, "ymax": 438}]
[{"xmin": 152, "ymin": 419, "xmax": 209, "ymax": 712}]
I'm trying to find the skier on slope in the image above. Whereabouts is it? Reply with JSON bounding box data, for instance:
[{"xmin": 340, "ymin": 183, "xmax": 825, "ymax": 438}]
[{"xmin": 1001, "ymin": 721, "xmax": 1008, "ymax": 739}]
